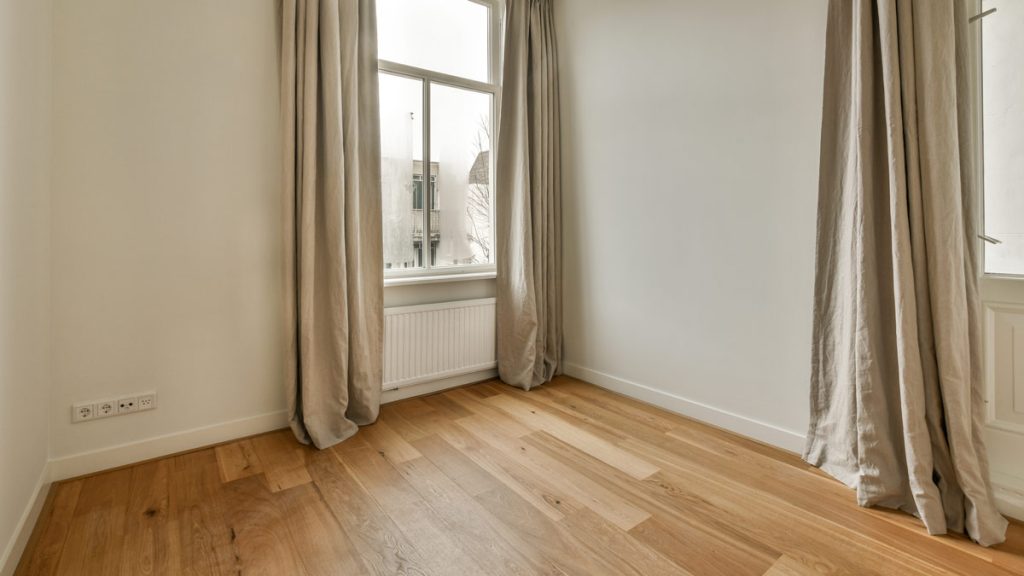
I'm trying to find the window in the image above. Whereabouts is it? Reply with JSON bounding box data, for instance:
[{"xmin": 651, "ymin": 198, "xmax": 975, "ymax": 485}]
[
  {"xmin": 378, "ymin": 0, "xmax": 500, "ymax": 279},
  {"xmin": 981, "ymin": 0, "xmax": 1024, "ymax": 276}
]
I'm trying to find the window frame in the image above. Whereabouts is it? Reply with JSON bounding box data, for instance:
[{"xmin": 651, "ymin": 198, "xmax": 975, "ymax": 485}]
[
  {"xmin": 380, "ymin": 0, "xmax": 503, "ymax": 285},
  {"xmin": 974, "ymin": 0, "xmax": 1024, "ymax": 280}
]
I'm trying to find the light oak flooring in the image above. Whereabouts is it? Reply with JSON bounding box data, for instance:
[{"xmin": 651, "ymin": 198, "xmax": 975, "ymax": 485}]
[{"xmin": 16, "ymin": 376, "xmax": 1024, "ymax": 575}]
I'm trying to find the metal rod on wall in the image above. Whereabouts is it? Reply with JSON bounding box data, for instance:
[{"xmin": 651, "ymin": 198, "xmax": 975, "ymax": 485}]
[{"xmin": 970, "ymin": 8, "xmax": 997, "ymax": 23}]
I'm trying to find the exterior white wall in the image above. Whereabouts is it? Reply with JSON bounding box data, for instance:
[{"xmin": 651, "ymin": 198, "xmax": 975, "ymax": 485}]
[
  {"xmin": 555, "ymin": 0, "xmax": 828, "ymax": 444},
  {"xmin": 49, "ymin": 0, "xmax": 286, "ymax": 461},
  {"xmin": 0, "ymin": 0, "xmax": 53, "ymax": 570}
]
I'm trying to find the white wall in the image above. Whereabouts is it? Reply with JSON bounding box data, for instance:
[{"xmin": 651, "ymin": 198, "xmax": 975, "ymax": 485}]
[
  {"xmin": 385, "ymin": 278, "xmax": 494, "ymax": 307},
  {"xmin": 49, "ymin": 0, "xmax": 285, "ymax": 464},
  {"xmin": 556, "ymin": 0, "xmax": 827, "ymax": 446},
  {"xmin": 0, "ymin": 0, "xmax": 53, "ymax": 570}
]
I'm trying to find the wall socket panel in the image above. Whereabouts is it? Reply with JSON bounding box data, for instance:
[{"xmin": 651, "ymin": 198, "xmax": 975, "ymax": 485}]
[{"xmin": 72, "ymin": 392, "xmax": 157, "ymax": 423}]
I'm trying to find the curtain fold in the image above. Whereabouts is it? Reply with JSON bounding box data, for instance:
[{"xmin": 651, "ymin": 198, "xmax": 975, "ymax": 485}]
[
  {"xmin": 281, "ymin": 0, "xmax": 384, "ymax": 449},
  {"xmin": 496, "ymin": 0, "xmax": 563, "ymax": 391},
  {"xmin": 805, "ymin": 0, "xmax": 1007, "ymax": 546}
]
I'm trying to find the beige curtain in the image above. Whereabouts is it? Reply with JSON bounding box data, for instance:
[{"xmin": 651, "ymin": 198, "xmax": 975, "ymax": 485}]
[
  {"xmin": 281, "ymin": 0, "xmax": 384, "ymax": 449},
  {"xmin": 496, "ymin": 0, "xmax": 562, "ymax": 391},
  {"xmin": 805, "ymin": 0, "xmax": 1007, "ymax": 546}
]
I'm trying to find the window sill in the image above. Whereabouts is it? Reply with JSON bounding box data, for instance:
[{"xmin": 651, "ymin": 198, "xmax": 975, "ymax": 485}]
[{"xmin": 384, "ymin": 270, "xmax": 497, "ymax": 287}]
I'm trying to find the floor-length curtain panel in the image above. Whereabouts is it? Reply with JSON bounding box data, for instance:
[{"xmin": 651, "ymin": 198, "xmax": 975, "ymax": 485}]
[
  {"xmin": 281, "ymin": 0, "xmax": 384, "ymax": 449},
  {"xmin": 805, "ymin": 0, "xmax": 1007, "ymax": 546},
  {"xmin": 496, "ymin": 0, "xmax": 562, "ymax": 391}
]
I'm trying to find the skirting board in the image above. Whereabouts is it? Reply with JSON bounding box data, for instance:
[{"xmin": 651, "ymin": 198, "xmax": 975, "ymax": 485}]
[
  {"xmin": 47, "ymin": 368, "xmax": 500, "ymax": 483},
  {"xmin": 993, "ymin": 473, "xmax": 1024, "ymax": 523},
  {"xmin": 563, "ymin": 362, "xmax": 1024, "ymax": 523},
  {"xmin": 563, "ymin": 362, "xmax": 807, "ymax": 453},
  {"xmin": 0, "ymin": 464, "xmax": 50, "ymax": 576},
  {"xmin": 48, "ymin": 410, "xmax": 290, "ymax": 482}
]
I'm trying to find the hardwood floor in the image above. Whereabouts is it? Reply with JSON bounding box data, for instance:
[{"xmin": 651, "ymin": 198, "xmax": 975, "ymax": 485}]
[{"xmin": 16, "ymin": 376, "xmax": 1024, "ymax": 575}]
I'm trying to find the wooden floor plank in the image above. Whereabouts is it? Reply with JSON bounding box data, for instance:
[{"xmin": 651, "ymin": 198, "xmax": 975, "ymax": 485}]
[
  {"xmin": 630, "ymin": 514, "xmax": 775, "ymax": 576},
  {"xmin": 277, "ymin": 481, "xmax": 369, "ymax": 576},
  {"xmin": 214, "ymin": 439, "xmax": 264, "ymax": 484},
  {"xmin": 249, "ymin": 430, "xmax": 313, "ymax": 493},
  {"xmin": 524, "ymin": 429, "xmax": 784, "ymax": 566},
  {"xmin": 359, "ymin": 417, "xmax": 423, "ymax": 464},
  {"xmin": 458, "ymin": 416, "xmax": 651, "ymax": 530},
  {"xmin": 443, "ymin": 388, "xmax": 532, "ymax": 438},
  {"xmin": 627, "ymin": 446, "xmax": 983, "ymax": 576},
  {"xmin": 392, "ymin": 455, "xmax": 540, "ymax": 575},
  {"xmin": 119, "ymin": 459, "xmax": 176, "ymax": 575},
  {"xmin": 168, "ymin": 449, "xmax": 238, "ymax": 576},
  {"xmin": 307, "ymin": 448, "xmax": 434, "ymax": 576},
  {"xmin": 15, "ymin": 377, "xmax": 1024, "ymax": 575},
  {"xmin": 761, "ymin": 554, "xmax": 832, "ymax": 576},
  {"xmin": 472, "ymin": 484, "xmax": 622, "ymax": 575},
  {"xmin": 218, "ymin": 475, "xmax": 312, "ymax": 576},
  {"xmin": 558, "ymin": 507, "xmax": 692, "ymax": 576},
  {"xmin": 485, "ymin": 392, "xmax": 661, "ymax": 480},
  {"xmin": 335, "ymin": 444, "xmax": 486, "ymax": 576},
  {"xmin": 408, "ymin": 404, "xmax": 571, "ymax": 522},
  {"xmin": 52, "ymin": 468, "xmax": 132, "ymax": 576},
  {"xmin": 14, "ymin": 481, "xmax": 82, "ymax": 576},
  {"xmin": 409, "ymin": 433, "xmax": 500, "ymax": 498},
  {"xmin": 625, "ymin": 431, "xmax": 1011, "ymax": 575}
]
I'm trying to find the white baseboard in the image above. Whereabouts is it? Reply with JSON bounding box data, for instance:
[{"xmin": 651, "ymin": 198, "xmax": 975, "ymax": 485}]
[
  {"xmin": 564, "ymin": 362, "xmax": 807, "ymax": 453},
  {"xmin": 382, "ymin": 368, "xmax": 498, "ymax": 403},
  {"xmin": 1, "ymin": 463, "xmax": 51, "ymax": 576},
  {"xmin": 992, "ymin": 473, "xmax": 1024, "ymax": 522},
  {"xmin": 47, "ymin": 369, "xmax": 500, "ymax": 483},
  {"xmin": 48, "ymin": 410, "xmax": 290, "ymax": 482}
]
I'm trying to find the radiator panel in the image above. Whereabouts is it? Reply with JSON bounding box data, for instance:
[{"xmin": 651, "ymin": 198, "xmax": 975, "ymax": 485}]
[{"xmin": 383, "ymin": 298, "xmax": 497, "ymax": 390}]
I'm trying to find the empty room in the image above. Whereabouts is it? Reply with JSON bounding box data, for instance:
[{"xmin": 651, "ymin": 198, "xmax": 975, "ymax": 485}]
[{"xmin": 2, "ymin": 0, "xmax": 1024, "ymax": 574}]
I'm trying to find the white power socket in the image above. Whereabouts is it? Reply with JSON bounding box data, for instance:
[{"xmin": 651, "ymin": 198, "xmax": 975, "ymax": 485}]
[
  {"xmin": 138, "ymin": 393, "xmax": 157, "ymax": 410},
  {"xmin": 72, "ymin": 403, "xmax": 96, "ymax": 423},
  {"xmin": 72, "ymin": 391, "xmax": 157, "ymax": 423},
  {"xmin": 118, "ymin": 397, "xmax": 138, "ymax": 414},
  {"xmin": 97, "ymin": 400, "xmax": 117, "ymax": 418}
]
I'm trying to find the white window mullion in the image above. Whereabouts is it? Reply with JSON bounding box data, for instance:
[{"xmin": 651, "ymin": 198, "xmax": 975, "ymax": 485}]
[{"xmin": 422, "ymin": 78, "xmax": 432, "ymax": 270}]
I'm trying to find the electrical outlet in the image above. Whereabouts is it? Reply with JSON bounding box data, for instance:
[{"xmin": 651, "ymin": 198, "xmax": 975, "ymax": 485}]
[
  {"xmin": 137, "ymin": 392, "xmax": 157, "ymax": 411},
  {"xmin": 118, "ymin": 396, "xmax": 139, "ymax": 414},
  {"xmin": 96, "ymin": 400, "xmax": 117, "ymax": 418},
  {"xmin": 73, "ymin": 391, "xmax": 155, "ymax": 423},
  {"xmin": 72, "ymin": 403, "xmax": 96, "ymax": 423}
]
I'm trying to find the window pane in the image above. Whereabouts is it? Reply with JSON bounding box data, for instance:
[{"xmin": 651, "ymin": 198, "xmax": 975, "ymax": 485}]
[
  {"xmin": 379, "ymin": 72, "xmax": 424, "ymax": 271},
  {"xmin": 983, "ymin": 0, "xmax": 1024, "ymax": 275},
  {"xmin": 377, "ymin": 0, "xmax": 489, "ymax": 83},
  {"xmin": 430, "ymin": 83, "xmax": 493, "ymax": 268}
]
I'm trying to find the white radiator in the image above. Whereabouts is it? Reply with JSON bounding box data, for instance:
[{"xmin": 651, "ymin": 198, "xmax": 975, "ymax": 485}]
[{"xmin": 383, "ymin": 297, "xmax": 497, "ymax": 390}]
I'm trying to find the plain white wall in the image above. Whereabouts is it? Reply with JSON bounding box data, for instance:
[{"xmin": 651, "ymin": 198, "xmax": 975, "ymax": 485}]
[
  {"xmin": 556, "ymin": 0, "xmax": 827, "ymax": 438},
  {"xmin": 50, "ymin": 0, "xmax": 285, "ymax": 460},
  {"xmin": 384, "ymin": 279, "xmax": 494, "ymax": 307},
  {"xmin": 0, "ymin": 0, "xmax": 53, "ymax": 567},
  {"xmin": 47, "ymin": 0, "xmax": 493, "ymax": 465}
]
